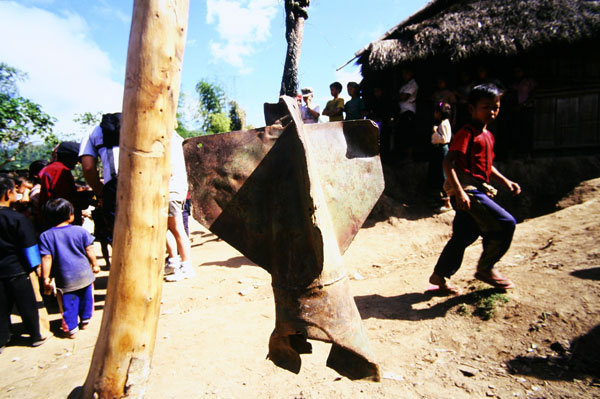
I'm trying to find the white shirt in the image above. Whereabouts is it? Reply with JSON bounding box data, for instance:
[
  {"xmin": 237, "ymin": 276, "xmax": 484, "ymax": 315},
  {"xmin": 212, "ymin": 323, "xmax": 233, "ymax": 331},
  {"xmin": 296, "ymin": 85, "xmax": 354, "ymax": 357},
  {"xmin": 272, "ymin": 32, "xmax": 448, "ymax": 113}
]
[
  {"xmin": 79, "ymin": 125, "xmax": 119, "ymax": 183},
  {"xmin": 431, "ymin": 119, "xmax": 452, "ymax": 145},
  {"xmin": 301, "ymin": 104, "xmax": 320, "ymax": 124},
  {"xmin": 169, "ymin": 132, "xmax": 188, "ymax": 200},
  {"xmin": 399, "ymin": 78, "xmax": 418, "ymax": 114}
]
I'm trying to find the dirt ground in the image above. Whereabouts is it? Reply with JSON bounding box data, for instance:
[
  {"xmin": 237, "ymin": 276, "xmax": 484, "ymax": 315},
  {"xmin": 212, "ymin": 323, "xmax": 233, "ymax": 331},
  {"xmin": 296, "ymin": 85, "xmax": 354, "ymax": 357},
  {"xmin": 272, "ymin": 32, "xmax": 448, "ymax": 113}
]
[{"xmin": 1, "ymin": 179, "xmax": 599, "ymax": 399}]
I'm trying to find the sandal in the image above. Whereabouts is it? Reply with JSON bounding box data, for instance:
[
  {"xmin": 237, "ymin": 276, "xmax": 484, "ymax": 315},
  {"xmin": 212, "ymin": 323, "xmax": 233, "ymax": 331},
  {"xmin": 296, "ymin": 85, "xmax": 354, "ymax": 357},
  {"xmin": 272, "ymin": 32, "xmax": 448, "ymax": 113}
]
[
  {"xmin": 474, "ymin": 271, "xmax": 515, "ymax": 289},
  {"xmin": 428, "ymin": 274, "xmax": 462, "ymax": 296}
]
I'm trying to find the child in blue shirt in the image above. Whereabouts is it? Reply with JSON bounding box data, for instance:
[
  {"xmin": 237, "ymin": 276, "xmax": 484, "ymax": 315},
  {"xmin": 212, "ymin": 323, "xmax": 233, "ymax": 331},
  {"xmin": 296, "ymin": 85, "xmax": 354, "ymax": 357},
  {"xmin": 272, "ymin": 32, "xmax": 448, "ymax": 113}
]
[
  {"xmin": 344, "ymin": 82, "xmax": 366, "ymax": 120},
  {"xmin": 0, "ymin": 174, "xmax": 47, "ymax": 351},
  {"xmin": 39, "ymin": 198, "xmax": 99, "ymax": 337}
]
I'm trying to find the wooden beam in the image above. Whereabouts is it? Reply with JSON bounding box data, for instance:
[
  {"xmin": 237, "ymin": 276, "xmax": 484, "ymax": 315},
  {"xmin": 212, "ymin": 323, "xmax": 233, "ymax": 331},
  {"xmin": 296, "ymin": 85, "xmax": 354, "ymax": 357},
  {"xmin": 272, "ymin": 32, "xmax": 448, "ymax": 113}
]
[{"xmin": 81, "ymin": 1, "xmax": 189, "ymax": 397}]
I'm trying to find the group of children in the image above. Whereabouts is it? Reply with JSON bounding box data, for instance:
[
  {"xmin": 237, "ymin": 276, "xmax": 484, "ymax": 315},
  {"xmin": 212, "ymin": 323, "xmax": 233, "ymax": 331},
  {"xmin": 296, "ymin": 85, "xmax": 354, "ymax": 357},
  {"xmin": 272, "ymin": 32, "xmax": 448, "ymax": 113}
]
[
  {"xmin": 302, "ymin": 80, "xmax": 520, "ymax": 294},
  {"xmin": 1, "ymin": 172, "xmax": 99, "ymax": 352},
  {"xmin": 299, "ymin": 81, "xmax": 366, "ymax": 124},
  {"xmin": 1, "ymin": 82, "xmax": 520, "ymax": 356}
]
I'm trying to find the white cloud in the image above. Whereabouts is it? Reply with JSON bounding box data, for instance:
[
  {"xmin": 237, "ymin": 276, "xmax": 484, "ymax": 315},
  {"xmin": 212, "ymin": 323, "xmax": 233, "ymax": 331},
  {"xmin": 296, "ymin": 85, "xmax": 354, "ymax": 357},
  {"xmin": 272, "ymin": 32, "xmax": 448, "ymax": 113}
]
[
  {"xmin": 206, "ymin": 0, "xmax": 279, "ymax": 72},
  {"xmin": 93, "ymin": 0, "xmax": 130, "ymax": 25},
  {"xmin": 0, "ymin": 2, "xmax": 123, "ymax": 138}
]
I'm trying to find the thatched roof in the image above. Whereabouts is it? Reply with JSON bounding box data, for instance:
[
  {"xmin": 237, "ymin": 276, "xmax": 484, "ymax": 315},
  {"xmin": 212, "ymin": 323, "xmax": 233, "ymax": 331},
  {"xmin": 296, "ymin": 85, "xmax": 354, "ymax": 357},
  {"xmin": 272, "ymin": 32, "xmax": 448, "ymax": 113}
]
[{"xmin": 355, "ymin": 0, "xmax": 600, "ymax": 72}]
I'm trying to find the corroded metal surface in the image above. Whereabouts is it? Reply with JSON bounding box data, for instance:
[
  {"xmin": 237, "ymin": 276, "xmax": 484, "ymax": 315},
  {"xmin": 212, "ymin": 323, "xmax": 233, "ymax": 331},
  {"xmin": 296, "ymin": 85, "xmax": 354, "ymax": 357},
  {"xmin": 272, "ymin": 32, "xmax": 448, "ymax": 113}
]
[{"xmin": 183, "ymin": 96, "xmax": 384, "ymax": 380}]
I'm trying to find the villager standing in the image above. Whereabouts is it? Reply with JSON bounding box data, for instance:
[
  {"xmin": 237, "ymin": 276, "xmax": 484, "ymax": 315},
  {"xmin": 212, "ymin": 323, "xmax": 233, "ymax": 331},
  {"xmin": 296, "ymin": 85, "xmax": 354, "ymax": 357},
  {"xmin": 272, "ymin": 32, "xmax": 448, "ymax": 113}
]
[
  {"xmin": 164, "ymin": 131, "xmax": 194, "ymax": 282},
  {"xmin": 366, "ymin": 86, "xmax": 395, "ymax": 162},
  {"xmin": 396, "ymin": 68, "xmax": 418, "ymax": 161},
  {"xmin": 38, "ymin": 142, "xmax": 83, "ymax": 226},
  {"xmin": 0, "ymin": 174, "xmax": 47, "ymax": 350},
  {"xmin": 509, "ymin": 66, "xmax": 537, "ymax": 158},
  {"xmin": 344, "ymin": 82, "xmax": 366, "ymax": 120},
  {"xmin": 39, "ymin": 198, "xmax": 100, "ymax": 338},
  {"xmin": 79, "ymin": 113, "xmax": 121, "ymax": 243},
  {"xmin": 428, "ymin": 102, "xmax": 453, "ymax": 213},
  {"xmin": 322, "ymin": 81, "xmax": 345, "ymax": 122},
  {"xmin": 300, "ymin": 87, "xmax": 320, "ymax": 124}
]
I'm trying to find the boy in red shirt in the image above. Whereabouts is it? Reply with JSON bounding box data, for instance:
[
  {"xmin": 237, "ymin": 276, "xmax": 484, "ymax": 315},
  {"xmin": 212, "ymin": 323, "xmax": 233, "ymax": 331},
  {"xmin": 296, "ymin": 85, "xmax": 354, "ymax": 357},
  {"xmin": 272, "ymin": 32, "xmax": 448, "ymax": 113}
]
[
  {"xmin": 38, "ymin": 142, "xmax": 82, "ymax": 226},
  {"xmin": 429, "ymin": 84, "xmax": 521, "ymax": 295}
]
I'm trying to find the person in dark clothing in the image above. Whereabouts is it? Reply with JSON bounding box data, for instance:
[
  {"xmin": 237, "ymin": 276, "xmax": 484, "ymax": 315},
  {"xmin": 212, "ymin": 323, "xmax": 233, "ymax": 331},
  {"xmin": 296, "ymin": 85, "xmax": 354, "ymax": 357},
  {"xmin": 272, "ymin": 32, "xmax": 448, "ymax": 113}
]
[{"xmin": 0, "ymin": 175, "xmax": 48, "ymax": 350}]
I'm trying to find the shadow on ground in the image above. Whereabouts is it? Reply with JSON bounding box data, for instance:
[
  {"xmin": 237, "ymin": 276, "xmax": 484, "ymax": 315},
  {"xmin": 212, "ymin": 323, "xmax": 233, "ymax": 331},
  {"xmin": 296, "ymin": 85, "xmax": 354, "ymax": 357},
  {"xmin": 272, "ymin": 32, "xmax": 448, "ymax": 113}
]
[
  {"xmin": 570, "ymin": 266, "xmax": 600, "ymax": 281},
  {"xmin": 506, "ymin": 324, "xmax": 600, "ymax": 381},
  {"xmin": 355, "ymin": 287, "xmax": 506, "ymax": 321},
  {"xmin": 201, "ymin": 255, "xmax": 258, "ymax": 269}
]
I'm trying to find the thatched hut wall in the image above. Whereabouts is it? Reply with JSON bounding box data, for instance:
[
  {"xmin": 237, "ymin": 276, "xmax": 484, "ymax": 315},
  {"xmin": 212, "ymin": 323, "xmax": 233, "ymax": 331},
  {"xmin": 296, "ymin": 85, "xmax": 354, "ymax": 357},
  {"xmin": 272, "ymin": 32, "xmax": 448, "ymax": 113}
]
[{"xmin": 355, "ymin": 0, "xmax": 600, "ymax": 158}]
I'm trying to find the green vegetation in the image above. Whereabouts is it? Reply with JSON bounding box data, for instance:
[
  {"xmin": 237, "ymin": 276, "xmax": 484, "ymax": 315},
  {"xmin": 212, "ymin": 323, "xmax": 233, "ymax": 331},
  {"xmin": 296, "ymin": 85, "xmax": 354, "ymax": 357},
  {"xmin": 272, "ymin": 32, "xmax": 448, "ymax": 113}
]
[
  {"xmin": 0, "ymin": 62, "xmax": 57, "ymax": 170},
  {"xmin": 1, "ymin": 63, "xmax": 250, "ymax": 173},
  {"xmin": 74, "ymin": 111, "xmax": 102, "ymax": 128},
  {"xmin": 176, "ymin": 79, "xmax": 248, "ymax": 137},
  {"xmin": 457, "ymin": 303, "xmax": 470, "ymax": 316},
  {"xmin": 473, "ymin": 290, "xmax": 509, "ymax": 320},
  {"xmin": 456, "ymin": 287, "xmax": 510, "ymax": 320},
  {"xmin": 228, "ymin": 100, "xmax": 246, "ymax": 131}
]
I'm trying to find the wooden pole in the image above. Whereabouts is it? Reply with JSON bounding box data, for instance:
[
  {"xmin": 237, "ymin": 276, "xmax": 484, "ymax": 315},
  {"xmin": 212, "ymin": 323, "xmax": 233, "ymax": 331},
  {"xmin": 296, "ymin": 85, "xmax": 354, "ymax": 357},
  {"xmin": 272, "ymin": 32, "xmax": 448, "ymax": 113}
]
[{"xmin": 82, "ymin": 1, "xmax": 189, "ymax": 398}]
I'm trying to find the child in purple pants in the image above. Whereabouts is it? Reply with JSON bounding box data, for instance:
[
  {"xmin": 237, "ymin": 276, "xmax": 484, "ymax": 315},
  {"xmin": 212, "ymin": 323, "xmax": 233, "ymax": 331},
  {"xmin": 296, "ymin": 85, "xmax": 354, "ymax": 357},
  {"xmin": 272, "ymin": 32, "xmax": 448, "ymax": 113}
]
[
  {"xmin": 39, "ymin": 198, "xmax": 99, "ymax": 337},
  {"xmin": 429, "ymin": 84, "xmax": 521, "ymax": 295}
]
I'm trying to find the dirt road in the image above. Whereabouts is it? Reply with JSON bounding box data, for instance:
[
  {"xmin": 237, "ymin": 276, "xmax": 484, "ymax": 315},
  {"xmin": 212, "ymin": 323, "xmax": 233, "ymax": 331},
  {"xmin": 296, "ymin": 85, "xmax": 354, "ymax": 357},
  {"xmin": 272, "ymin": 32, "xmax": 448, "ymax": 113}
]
[{"xmin": 1, "ymin": 180, "xmax": 599, "ymax": 399}]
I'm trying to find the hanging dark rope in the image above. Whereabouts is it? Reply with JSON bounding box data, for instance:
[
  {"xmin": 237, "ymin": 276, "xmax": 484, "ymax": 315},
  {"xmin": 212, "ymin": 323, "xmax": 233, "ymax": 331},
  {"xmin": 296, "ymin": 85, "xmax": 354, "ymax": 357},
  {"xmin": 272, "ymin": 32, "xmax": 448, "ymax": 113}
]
[{"xmin": 280, "ymin": 0, "xmax": 310, "ymax": 97}]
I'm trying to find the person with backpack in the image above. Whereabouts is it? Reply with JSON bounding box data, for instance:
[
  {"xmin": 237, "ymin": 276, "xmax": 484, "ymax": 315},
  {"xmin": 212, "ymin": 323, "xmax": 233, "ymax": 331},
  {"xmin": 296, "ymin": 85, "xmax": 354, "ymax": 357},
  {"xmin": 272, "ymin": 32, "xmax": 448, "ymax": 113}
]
[{"xmin": 79, "ymin": 113, "xmax": 121, "ymax": 243}]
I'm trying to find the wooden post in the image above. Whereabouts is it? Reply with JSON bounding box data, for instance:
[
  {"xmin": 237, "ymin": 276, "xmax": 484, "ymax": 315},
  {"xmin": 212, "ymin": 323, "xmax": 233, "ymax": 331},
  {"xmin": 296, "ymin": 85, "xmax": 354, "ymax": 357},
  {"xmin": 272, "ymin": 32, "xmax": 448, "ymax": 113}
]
[{"xmin": 81, "ymin": 1, "xmax": 189, "ymax": 398}]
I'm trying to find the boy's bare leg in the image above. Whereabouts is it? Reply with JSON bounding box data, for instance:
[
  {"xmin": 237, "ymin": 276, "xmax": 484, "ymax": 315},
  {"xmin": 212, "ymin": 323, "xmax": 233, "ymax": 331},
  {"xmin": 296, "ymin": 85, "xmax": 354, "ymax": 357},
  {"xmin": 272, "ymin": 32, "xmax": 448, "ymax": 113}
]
[{"xmin": 168, "ymin": 214, "xmax": 190, "ymax": 264}]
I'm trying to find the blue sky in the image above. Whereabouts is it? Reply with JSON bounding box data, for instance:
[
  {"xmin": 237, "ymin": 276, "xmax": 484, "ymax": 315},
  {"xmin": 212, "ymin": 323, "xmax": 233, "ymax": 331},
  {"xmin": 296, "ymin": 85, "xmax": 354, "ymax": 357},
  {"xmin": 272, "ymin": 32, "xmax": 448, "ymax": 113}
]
[{"xmin": 0, "ymin": 0, "xmax": 430, "ymax": 139}]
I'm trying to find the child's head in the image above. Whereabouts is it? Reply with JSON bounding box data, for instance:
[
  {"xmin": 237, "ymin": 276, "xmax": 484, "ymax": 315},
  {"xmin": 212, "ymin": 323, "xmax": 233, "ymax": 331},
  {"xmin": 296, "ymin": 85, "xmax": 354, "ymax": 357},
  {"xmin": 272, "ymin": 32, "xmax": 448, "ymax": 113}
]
[
  {"xmin": 468, "ymin": 84, "xmax": 501, "ymax": 125},
  {"xmin": 347, "ymin": 82, "xmax": 360, "ymax": 98},
  {"xmin": 44, "ymin": 198, "xmax": 75, "ymax": 227},
  {"xmin": 29, "ymin": 160, "xmax": 48, "ymax": 182},
  {"xmin": 0, "ymin": 174, "xmax": 16, "ymax": 202},
  {"xmin": 301, "ymin": 87, "xmax": 314, "ymax": 103},
  {"xmin": 14, "ymin": 176, "xmax": 32, "ymax": 192},
  {"xmin": 434, "ymin": 102, "xmax": 452, "ymax": 121},
  {"xmin": 329, "ymin": 82, "xmax": 342, "ymax": 97}
]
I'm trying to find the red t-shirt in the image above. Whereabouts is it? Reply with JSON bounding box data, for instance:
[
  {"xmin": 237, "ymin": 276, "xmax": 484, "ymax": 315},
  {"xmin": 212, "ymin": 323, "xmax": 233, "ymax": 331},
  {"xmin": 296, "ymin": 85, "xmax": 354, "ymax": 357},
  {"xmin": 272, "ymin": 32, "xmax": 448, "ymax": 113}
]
[
  {"xmin": 449, "ymin": 124, "xmax": 495, "ymax": 183},
  {"xmin": 39, "ymin": 161, "xmax": 77, "ymax": 207}
]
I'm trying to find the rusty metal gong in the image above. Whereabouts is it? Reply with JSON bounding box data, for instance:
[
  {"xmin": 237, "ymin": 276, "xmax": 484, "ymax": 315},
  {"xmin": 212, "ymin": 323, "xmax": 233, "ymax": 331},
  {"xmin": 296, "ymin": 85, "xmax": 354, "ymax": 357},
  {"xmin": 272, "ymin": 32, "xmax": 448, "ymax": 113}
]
[{"xmin": 183, "ymin": 96, "xmax": 384, "ymax": 380}]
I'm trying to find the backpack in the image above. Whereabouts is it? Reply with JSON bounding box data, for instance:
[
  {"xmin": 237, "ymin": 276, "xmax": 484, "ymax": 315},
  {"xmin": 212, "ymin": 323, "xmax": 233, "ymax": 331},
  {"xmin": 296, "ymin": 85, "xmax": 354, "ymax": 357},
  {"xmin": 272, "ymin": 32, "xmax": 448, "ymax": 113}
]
[
  {"xmin": 99, "ymin": 112, "xmax": 121, "ymax": 149},
  {"xmin": 95, "ymin": 113, "xmax": 121, "ymax": 181}
]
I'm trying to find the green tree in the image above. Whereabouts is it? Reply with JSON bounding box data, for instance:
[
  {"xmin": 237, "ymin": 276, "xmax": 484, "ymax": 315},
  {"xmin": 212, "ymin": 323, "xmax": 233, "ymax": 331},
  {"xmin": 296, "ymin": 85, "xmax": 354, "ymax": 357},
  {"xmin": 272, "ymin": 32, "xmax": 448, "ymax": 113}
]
[
  {"xmin": 195, "ymin": 80, "xmax": 226, "ymax": 114},
  {"xmin": 74, "ymin": 111, "xmax": 102, "ymax": 128},
  {"xmin": 228, "ymin": 100, "xmax": 246, "ymax": 131},
  {"xmin": 206, "ymin": 112, "xmax": 231, "ymax": 134},
  {"xmin": 195, "ymin": 79, "xmax": 228, "ymax": 133},
  {"xmin": 8, "ymin": 142, "xmax": 55, "ymax": 170},
  {"xmin": 175, "ymin": 92, "xmax": 203, "ymax": 138},
  {"xmin": 0, "ymin": 62, "xmax": 56, "ymax": 169},
  {"xmin": 190, "ymin": 79, "xmax": 248, "ymax": 135}
]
